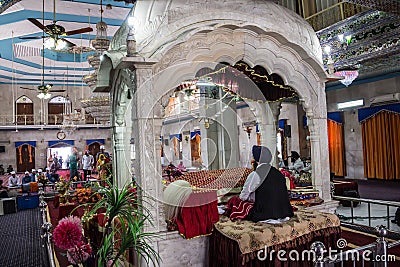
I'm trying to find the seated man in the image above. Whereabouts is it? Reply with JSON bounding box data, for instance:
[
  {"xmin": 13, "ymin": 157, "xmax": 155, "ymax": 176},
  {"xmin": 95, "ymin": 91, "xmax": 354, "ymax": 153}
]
[
  {"xmin": 30, "ymin": 169, "xmax": 37, "ymax": 182},
  {"xmin": 49, "ymin": 170, "xmax": 60, "ymax": 183},
  {"xmin": 234, "ymin": 146, "xmax": 294, "ymax": 222},
  {"xmin": 8, "ymin": 171, "xmax": 20, "ymax": 187},
  {"xmin": 21, "ymin": 171, "xmax": 32, "ymax": 193},
  {"xmin": 288, "ymin": 151, "xmax": 304, "ymax": 172}
]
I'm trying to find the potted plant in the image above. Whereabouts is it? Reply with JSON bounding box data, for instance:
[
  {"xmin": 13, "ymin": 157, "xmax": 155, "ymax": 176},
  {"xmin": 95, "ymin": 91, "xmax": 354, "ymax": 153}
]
[{"xmin": 82, "ymin": 180, "xmax": 160, "ymax": 267}]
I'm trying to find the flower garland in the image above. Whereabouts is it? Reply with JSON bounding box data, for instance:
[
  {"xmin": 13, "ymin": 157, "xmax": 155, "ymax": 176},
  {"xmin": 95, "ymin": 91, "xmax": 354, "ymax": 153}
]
[{"xmin": 74, "ymin": 188, "xmax": 102, "ymax": 204}]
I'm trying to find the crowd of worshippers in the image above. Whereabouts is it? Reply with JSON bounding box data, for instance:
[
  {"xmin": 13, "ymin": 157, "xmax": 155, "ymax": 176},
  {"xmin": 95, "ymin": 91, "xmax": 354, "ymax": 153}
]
[{"xmin": 7, "ymin": 168, "xmax": 60, "ymax": 187}]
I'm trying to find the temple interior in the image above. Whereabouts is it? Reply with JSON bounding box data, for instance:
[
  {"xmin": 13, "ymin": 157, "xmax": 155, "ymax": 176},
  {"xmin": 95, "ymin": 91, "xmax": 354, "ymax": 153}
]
[{"xmin": 0, "ymin": 0, "xmax": 399, "ymax": 266}]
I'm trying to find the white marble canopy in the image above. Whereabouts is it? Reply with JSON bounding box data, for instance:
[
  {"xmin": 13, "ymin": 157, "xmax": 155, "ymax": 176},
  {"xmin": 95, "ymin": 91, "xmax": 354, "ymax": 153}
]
[{"xmin": 100, "ymin": 1, "xmax": 335, "ymax": 264}]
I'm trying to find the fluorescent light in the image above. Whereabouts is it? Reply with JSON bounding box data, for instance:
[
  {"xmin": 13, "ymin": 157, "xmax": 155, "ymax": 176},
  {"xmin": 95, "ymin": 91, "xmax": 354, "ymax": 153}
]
[{"xmin": 337, "ymin": 99, "xmax": 364, "ymax": 109}]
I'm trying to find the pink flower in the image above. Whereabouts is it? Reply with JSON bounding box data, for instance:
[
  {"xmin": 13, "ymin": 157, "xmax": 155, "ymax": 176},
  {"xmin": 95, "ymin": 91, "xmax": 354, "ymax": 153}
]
[
  {"xmin": 53, "ymin": 216, "xmax": 83, "ymax": 250},
  {"xmin": 67, "ymin": 241, "xmax": 92, "ymax": 265}
]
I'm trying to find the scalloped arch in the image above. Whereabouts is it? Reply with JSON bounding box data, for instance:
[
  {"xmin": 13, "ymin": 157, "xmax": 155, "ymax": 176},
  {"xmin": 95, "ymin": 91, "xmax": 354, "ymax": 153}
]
[{"xmin": 152, "ymin": 28, "xmax": 325, "ymax": 116}]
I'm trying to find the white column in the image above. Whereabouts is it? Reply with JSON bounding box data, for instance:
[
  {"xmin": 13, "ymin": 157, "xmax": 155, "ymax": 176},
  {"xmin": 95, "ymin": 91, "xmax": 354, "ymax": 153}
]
[
  {"xmin": 309, "ymin": 116, "xmax": 331, "ymax": 201},
  {"xmin": 220, "ymin": 94, "xmax": 239, "ymax": 168},
  {"xmin": 131, "ymin": 63, "xmax": 166, "ymax": 233},
  {"xmin": 112, "ymin": 125, "xmax": 131, "ymax": 188}
]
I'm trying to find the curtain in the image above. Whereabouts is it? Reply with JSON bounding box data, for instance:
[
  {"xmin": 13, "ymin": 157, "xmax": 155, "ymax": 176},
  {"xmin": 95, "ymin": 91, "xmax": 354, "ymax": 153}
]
[
  {"xmin": 327, "ymin": 119, "xmax": 346, "ymax": 176},
  {"xmin": 362, "ymin": 111, "xmax": 400, "ymax": 180},
  {"xmin": 173, "ymin": 137, "xmax": 180, "ymax": 158}
]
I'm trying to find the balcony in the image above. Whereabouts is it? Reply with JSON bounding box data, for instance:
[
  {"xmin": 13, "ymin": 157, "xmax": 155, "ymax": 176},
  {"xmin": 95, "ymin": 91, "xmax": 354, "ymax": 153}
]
[{"xmin": 0, "ymin": 114, "xmax": 107, "ymax": 127}]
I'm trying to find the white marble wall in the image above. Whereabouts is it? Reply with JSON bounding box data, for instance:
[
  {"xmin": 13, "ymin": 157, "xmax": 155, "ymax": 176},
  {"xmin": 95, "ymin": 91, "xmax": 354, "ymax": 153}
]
[
  {"xmin": 326, "ymin": 76, "xmax": 400, "ymax": 179},
  {"xmin": 156, "ymin": 232, "xmax": 208, "ymax": 267}
]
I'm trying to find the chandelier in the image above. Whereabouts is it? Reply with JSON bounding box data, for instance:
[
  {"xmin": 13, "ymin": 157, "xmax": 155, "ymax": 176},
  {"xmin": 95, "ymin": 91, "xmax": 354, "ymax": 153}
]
[
  {"xmin": 80, "ymin": 95, "xmax": 111, "ymax": 124},
  {"xmin": 334, "ymin": 70, "xmax": 359, "ymax": 87}
]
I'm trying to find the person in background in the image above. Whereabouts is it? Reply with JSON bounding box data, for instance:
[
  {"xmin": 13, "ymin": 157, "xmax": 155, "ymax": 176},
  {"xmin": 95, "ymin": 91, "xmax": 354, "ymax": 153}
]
[
  {"xmin": 6, "ymin": 165, "xmax": 13, "ymax": 174},
  {"xmin": 8, "ymin": 171, "xmax": 19, "ymax": 187},
  {"xmin": 22, "ymin": 171, "xmax": 31, "ymax": 184},
  {"xmin": 47, "ymin": 154, "xmax": 53, "ymax": 168},
  {"xmin": 58, "ymin": 156, "xmax": 63, "ymax": 170},
  {"xmin": 53, "ymin": 154, "xmax": 58, "ymax": 166},
  {"xmin": 177, "ymin": 161, "xmax": 186, "ymax": 172},
  {"xmin": 21, "ymin": 171, "xmax": 31, "ymax": 193},
  {"xmin": 69, "ymin": 150, "xmax": 79, "ymax": 181},
  {"xmin": 30, "ymin": 169, "xmax": 37, "ymax": 182},
  {"xmin": 0, "ymin": 165, "xmax": 4, "ymax": 175},
  {"xmin": 36, "ymin": 169, "xmax": 43, "ymax": 182},
  {"xmin": 45, "ymin": 168, "xmax": 52, "ymax": 181},
  {"xmin": 288, "ymin": 151, "xmax": 304, "ymax": 172},
  {"xmin": 96, "ymin": 145, "xmax": 110, "ymax": 163},
  {"xmin": 82, "ymin": 150, "xmax": 94, "ymax": 181},
  {"xmin": 0, "ymin": 180, "xmax": 9, "ymax": 198}
]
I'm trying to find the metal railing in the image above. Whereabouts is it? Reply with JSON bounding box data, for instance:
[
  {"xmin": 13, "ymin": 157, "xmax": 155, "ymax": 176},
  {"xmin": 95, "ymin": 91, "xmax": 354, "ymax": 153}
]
[
  {"xmin": 305, "ymin": 1, "xmax": 367, "ymax": 31},
  {"xmin": 333, "ymin": 195, "xmax": 400, "ymax": 232},
  {"xmin": 312, "ymin": 225, "xmax": 399, "ymax": 267},
  {"xmin": 38, "ymin": 188, "xmax": 56, "ymax": 267},
  {"xmin": 0, "ymin": 114, "xmax": 101, "ymax": 126}
]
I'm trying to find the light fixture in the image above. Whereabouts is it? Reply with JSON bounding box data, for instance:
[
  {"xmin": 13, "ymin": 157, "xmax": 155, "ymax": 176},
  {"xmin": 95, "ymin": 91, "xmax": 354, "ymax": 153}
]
[
  {"xmin": 337, "ymin": 99, "xmax": 364, "ymax": 109},
  {"xmin": 44, "ymin": 38, "xmax": 67, "ymax": 50},
  {"xmin": 345, "ymin": 35, "xmax": 352, "ymax": 45},
  {"xmin": 37, "ymin": 92, "xmax": 51, "ymax": 99},
  {"xmin": 323, "ymin": 45, "xmax": 331, "ymax": 55},
  {"xmin": 334, "ymin": 70, "xmax": 359, "ymax": 87},
  {"xmin": 126, "ymin": 14, "xmax": 136, "ymax": 56}
]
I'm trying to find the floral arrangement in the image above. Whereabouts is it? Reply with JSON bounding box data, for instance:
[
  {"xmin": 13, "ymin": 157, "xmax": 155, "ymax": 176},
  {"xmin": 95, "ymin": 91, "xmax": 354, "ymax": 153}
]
[
  {"xmin": 53, "ymin": 216, "xmax": 92, "ymax": 266},
  {"xmin": 37, "ymin": 174, "xmax": 48, "ymax": 185},
  {"xmin": 55, "ymin": 176, "xmax": 71, "ymax": 194},
  {"xmin": 298, "ymin": 172, "xmax": 312, "ymax": 186},
  {"xmin": 74, "ymin": 188, "xmax": 102, "ymax": 204}
]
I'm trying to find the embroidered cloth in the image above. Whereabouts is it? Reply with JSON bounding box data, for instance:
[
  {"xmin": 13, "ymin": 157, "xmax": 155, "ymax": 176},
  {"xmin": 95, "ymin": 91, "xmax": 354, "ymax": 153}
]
[{"xmin": 215, "ymin": 209, "xmax": 340, "ymax": 256}]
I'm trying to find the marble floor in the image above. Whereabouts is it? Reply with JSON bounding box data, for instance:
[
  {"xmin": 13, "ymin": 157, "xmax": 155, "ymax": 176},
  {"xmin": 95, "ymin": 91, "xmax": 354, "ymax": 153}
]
[{"xmin": 336, "ymin": 202, "xmax": 400, "ymax": 233}]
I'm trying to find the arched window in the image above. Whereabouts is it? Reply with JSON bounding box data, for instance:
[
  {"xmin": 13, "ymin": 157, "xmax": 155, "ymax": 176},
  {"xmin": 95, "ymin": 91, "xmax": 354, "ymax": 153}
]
[
  {"xmin": 48, "ymin": 96, "xmax": 69, "ymax": 125},
  {"xmin": 16, "ymin": 96, "xmax": 34, "ymax": 125}
]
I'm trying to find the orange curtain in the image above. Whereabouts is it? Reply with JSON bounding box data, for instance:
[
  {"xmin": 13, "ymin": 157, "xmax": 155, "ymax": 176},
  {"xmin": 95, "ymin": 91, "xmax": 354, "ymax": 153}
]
[
  {"xmin": 18, "ymin": 146, "xmax": 23, "ymax": 165},
  {"xmin": 361, "ymin": 111, "xmax": 400, "ymax": 180},
  {"xmin": 173, "ymin": 138, "xmax": 179, "ymax": 157},
  {"xmin": 327, "ymin": 119, "xmax": 346, "ymax": 176},
  {"xmin": 27, "ymin": 144, "xmax": 33, "ymax": 163}
]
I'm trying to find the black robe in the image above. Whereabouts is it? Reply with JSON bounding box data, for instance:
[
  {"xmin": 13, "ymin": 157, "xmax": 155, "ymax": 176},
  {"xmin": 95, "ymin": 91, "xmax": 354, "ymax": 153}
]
[{"xmin": 247, "ymin": 165, "xmax": 294, "ymax": 222}]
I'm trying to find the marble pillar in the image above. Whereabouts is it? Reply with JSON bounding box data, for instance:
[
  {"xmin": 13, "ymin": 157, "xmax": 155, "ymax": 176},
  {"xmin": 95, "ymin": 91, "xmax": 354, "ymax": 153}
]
[
  {"xmin": 246, "ymin": 101, "xmax": 281, "ymax": 167},
  {"xmin": 220, "ymin": 93, "xmax": 239, "ymax": 168},
  {"xmin": 308, "ymin": 116, "xmax": 331, "ymax": 201},
  {"xmin": 113, "ymin": 125, "xmax": 131, "ymax": 187}
]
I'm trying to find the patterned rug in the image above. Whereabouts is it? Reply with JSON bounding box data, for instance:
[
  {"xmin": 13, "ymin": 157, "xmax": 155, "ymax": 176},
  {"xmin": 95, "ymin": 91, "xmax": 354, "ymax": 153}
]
[
  {"xmin": 0, "ymin": 208, "xmax": 49, "ymax": 267},
  {"xmin": 215, "ymin": 209, "xmax": 341, "ymax": 256}
]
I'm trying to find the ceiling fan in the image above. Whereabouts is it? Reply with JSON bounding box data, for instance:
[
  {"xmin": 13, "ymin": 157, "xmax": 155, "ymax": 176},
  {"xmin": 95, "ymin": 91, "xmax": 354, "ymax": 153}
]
[{"xmin": 20, "ymin": 0, "xmax": 93, "ymax": 50}]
